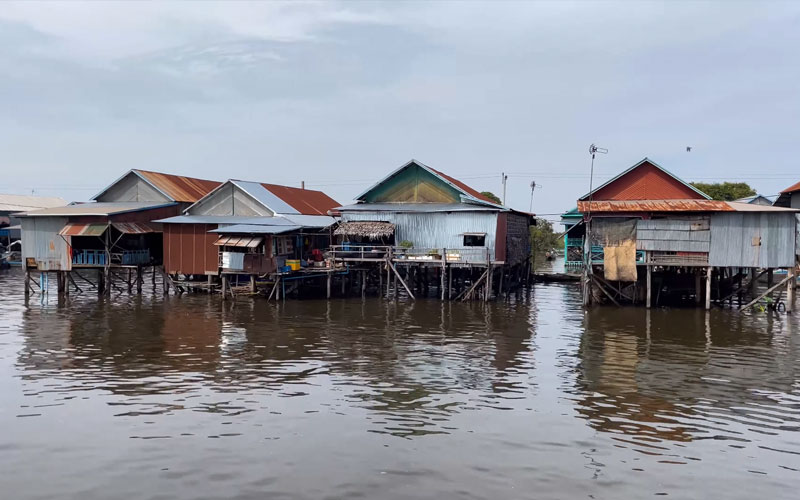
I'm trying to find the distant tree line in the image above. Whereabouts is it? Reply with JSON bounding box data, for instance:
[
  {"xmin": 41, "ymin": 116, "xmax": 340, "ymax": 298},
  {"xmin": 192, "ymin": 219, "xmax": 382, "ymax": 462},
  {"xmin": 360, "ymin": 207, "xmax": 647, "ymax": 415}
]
[{"xmin": 689, "ymin": 182, "xmax": 756, "ymax": 201}]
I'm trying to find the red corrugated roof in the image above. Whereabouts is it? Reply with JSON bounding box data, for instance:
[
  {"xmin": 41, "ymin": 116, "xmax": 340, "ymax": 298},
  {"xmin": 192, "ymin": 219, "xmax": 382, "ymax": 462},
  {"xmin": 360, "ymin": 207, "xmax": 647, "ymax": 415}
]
[
  {"xmin": 780, "ymin": 181, "xmax": 800, "ymax": 194},
  {"xmin": 428, "ymin": 167, "xmax": 496, "ymax": 204},
  {"xmin": 111, "ymin": 222, "xmax": 160, "ymax": 234},
  {"xmin": 580, "ymin": 159, "xmax": 708, "ymax": 201},
  {"xmin": 134, "ymin": 170, "xmax": 221, "ymax": 203},
  {"xmin": 260, "ymin": 184, "xmax": 340, "ymax": 215},
  {"xmin": 577, "ymin": 200, "xmax": 733, "ymax": 213}
]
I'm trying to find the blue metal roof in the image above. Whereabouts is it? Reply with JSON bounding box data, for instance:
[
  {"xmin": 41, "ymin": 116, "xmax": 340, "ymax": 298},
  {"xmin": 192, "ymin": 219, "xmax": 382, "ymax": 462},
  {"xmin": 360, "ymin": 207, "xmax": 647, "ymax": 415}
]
[
  {"xmin": 232, "ymin": 180, "xmax": 300, "ymax": 215},
  {"xmin": 210, "ymin": 224, "xmax": 301, "ymax": 234}
]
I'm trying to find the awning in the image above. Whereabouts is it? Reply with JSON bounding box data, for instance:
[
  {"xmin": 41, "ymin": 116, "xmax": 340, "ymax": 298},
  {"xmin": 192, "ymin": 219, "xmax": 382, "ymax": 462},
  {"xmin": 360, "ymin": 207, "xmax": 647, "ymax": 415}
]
[
  {"xmin": 334, "ymin": 221, "xmax": 395, "ymax": 238},
  {"xmin": 59, "ymin": 223, "xmax": 108, "ymax": 236},
  {"xmin": 112, "ymin": 222, "xmax": 160, "ymax": 234},
  {"xmin": 213, "ymin": 235, "xmax": 264, "ymax": 248}
]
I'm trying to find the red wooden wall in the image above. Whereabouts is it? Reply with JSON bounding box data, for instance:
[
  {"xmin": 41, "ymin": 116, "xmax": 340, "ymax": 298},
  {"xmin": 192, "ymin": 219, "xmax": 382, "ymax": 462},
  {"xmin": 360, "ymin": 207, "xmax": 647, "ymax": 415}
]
[{"xmin": 163, "ymin": 223, "xmax": 219, "ymax": 275}]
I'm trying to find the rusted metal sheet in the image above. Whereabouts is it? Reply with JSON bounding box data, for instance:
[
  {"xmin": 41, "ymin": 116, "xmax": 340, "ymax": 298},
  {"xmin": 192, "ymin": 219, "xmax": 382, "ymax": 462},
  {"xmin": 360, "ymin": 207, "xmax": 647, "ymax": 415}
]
[
  {"xmin": 213, "ymin": 235, "xmax": 263, "ymax": 248},
  {"xmin": 59, "ymin": 223, "xmax": 108, "ymax": 236},
  {"xmin": 21, "ymin": 217, "xmax": 71, "ymax": 271},
  {"xmin": 580, "ymin": 159, "xmax": 710, "ymax": 201},
  {"xmin": 710, "ymin": 212, "xmax": 796, "ymax": 268},
  {"xmin": 636, "ymin": 217, "xmax": 710, "ymax": 253},
  {"xmin": 163, "ymin": 223, "xmax": 219, "ymax": 275},
  {"xmin": 111, "ymin": 222, "xmax": 159, "ymax": 234},
  {"xmin": 135, "ymin": 170, "xmax": 221, "ymax": 203},
  {"xmin": 578, "ymin": 200, "xmax": 732, "ymax": 213},
  {"xmin": 259, "ymin": 183, "xmax": 340, "ymax": 215},
  {"xmin": 427, "ymin": 167, "xmax": 496, "ymax": 204}
]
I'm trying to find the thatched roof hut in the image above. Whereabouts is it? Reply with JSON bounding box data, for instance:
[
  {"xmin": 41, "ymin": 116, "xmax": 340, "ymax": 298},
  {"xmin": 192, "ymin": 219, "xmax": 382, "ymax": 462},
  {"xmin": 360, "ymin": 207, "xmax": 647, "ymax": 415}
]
[{"xmin": 334, "ymin": 221, "xmax": 395, "ymax": 239}]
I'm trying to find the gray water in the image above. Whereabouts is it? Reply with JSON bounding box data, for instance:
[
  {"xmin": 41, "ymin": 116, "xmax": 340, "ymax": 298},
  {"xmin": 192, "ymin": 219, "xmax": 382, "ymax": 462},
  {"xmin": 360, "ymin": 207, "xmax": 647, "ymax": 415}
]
[{"xmin": 1, "ymin": 268, "xmax": 798, "ymax": 499}]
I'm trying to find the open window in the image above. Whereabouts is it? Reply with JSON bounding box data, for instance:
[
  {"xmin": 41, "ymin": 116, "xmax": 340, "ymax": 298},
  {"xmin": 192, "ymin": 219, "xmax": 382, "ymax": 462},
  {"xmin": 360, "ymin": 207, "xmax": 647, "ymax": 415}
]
[{"xmin": 463, "ymin": 232, "xmax": 486, "ymax": 247}]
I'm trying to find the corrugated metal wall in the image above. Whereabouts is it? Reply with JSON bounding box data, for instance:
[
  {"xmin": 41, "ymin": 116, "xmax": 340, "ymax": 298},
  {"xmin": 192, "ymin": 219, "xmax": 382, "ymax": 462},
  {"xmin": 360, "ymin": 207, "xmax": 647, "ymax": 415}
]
[
  {"xmin": 95, "ymin": 173, "xmax": 170, "ymax": 203},
  {"xmin": 21, "ymin": 217, "xmax": 71, "ymax": 270},
  {"xmin": 342, "ymin": 211, "xmax": 499, "ymax": 262},
  {"xmin": 710, "ymin": 212, "xmax": 796, "ymax": 268},
  {"xmin": 163, "ymin": 223, "xmax": 219, "ymax": 275},
  {"xmin": 636, "ymin": 217, "xmax": 710, "ymax": 252}
]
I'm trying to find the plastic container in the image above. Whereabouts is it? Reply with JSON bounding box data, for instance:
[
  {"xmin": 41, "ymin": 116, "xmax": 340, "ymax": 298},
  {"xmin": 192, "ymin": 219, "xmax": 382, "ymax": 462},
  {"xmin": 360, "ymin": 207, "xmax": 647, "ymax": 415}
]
[{"xmin": 286, "ymin": 259, "xmax": 301, "ymax": 271}]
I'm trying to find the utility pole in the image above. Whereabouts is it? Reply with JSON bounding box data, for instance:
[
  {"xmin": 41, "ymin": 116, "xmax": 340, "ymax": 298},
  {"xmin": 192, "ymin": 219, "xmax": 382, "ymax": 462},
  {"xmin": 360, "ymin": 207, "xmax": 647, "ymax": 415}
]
[
  {"xmin": 501, "ymin": 172, "xmax": 508, "ymax": 205},
  {"xmin": 529, "ymin": 181, "xmax": 537, "ymax": 213}
]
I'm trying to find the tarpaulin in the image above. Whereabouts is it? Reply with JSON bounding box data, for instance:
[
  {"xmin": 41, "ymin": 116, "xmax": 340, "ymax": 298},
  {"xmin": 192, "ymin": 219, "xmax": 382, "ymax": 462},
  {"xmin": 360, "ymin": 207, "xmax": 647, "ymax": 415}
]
[{"xmin": 604, "ymin": 240, "xmax": 638, "ymax": 282}]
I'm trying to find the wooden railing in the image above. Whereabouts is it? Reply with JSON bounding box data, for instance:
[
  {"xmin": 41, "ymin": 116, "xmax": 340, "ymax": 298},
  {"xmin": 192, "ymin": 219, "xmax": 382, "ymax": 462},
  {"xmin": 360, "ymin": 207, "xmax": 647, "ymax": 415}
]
[{"xmin": 329, "ymin": 245, "xmax": 492, "ymax": 264}]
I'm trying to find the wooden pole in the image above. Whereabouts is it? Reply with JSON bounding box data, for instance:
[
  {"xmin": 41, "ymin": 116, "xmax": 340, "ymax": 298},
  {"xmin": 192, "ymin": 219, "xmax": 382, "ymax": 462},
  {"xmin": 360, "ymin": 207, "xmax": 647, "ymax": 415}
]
[
  {"xmin": 127, "ymin": 268, "xmax": 132, "ymax": 293},
  {"xmin": 221, "ymin": 275, "xmax": 228, "ymax": 300},
  {"xmin": 250, "ymin": 274, "xmax": 257, "ymax": 293},
  {"xmin": 787, "ymin": 267, "xmax": 795, "ymax": 313},
  {"xmin": 448, "ymin": 266, "xmax": 453, "ymax": 300},
  {"xmin": 327, "ymin": 271, "xmax": 332, "ymax": 299},
  {"xmin": 767, "ymin": 269, "xmax": 774, "ymax": 298},
  {"xmin": 695, "ymin": 270, "xmax": 702, "ymax": 305},
  {"xmin": 163, "ymin": 270, "xmax": 170, "ymax": 295},
  {"xmin": 136, "ymin": 265, "xmax": 143, "ymax": 294},
  {"xmin": 388, "ymin": 261, "xmax": 415, "ymax": 299},
  {"xmin": 441, "ymin": 249, "xmax": 446, "ymax": 301},
  {"xmin": 741, "ymin": 274, "xmax": 793, "ymax": 310},
  {"xmin": 705, "ymin": 266, "xmax": 712, "ymax": 310},
  {"xmin": 361, "ymin": 269, "xmax": 366, "ymax": 297},
  {"xmin": 24, "ymin": 269, "xmax": 31, "ymax": 297},
  {"xmin": 646, "ymin": 265, "xmax": 652, "ymax": 309},
  {"xmin": 750, "ymin": 268, "xmax": 757, "ymax": 297}
]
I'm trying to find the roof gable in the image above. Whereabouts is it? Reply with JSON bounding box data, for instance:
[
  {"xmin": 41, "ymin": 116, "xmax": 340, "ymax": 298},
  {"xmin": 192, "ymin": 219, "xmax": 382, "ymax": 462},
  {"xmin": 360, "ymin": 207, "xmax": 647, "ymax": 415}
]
[
  {"xmin": 355, "ymin": 160, "xmax": 498, "ymax": 205},
  {"xmin": 185, "ymin": 179, "xmax": 339, "ymax": 217},
  {"xmin": 93, "ymin": 170, "xmax": 221, "ymax": 203},
  {"xmin": 579, "ymin": 158, "xmax": 711, "ymax": 201}
]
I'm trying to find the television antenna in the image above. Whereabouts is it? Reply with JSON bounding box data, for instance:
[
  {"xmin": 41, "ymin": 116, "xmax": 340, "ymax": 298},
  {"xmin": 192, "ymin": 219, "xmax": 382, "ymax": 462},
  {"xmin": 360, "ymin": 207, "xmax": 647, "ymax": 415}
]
[{"xmin": 529, "ymin": 180, "xmax": 537, "ymax": 213}]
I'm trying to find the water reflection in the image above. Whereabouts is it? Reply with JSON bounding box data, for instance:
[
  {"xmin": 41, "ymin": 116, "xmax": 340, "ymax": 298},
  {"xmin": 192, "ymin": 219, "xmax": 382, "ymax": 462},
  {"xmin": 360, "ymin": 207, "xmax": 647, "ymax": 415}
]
[{"xmin": 576, "ymin": 307, "xmax": 800, "ymax": 460}]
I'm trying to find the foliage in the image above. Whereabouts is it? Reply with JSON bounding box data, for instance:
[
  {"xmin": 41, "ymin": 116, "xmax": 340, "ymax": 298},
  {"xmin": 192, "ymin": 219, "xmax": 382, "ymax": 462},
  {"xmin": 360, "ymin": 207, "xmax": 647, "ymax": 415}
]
[
  {"xmin": 398, "ymin": 240, "xmax": 414, "ymax": 249},
  {"xmin": 480, "ymin": 191, "xmax": 502, "ymax": 204},
  {"xmin": 530, "ymin": 218, "xmax": 563, "ymax": 264},
  {"xmin": 689, "ymin": 181, "xmax": 756, "ymax": 201}
]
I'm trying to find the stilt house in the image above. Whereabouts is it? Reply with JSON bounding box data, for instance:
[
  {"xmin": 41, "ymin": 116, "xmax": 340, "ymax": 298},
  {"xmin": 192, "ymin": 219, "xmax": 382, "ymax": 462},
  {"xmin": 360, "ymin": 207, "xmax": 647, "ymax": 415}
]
[
  {"xmin": 574, "ymin": 158, "xmax": 799, "ymax": 309},
  {"xmin": 19, "ymin": 170, "xmax": 220, "ymax": 271},
  {"xmin": 334, "ymin": 159, "xmax": 533, "ymax": 267},
  {"xmin": 157, "ymin": 180, "xmax": 339, "ymax": 277}
]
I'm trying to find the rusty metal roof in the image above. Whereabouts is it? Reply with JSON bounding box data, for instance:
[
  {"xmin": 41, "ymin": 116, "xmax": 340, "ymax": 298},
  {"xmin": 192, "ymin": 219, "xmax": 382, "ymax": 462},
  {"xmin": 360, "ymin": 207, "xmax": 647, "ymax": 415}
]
[
  {"xmin": 213, "ymin": 235, "xmax": 264, "ymax": 248},
  {"xmin": 111, "ymin": 222, "xmax": 161, "ymax": 234},
  {"xmin": 259, "ymin": 183, "xmax": 340, "ymax": 215},
  {"xmin": 780, "ymin": 180, "xmax": 800, "ymax": 194},
  {"xmin": 577, "ymin": 199, "xmax": 733, "ymax": 213},
  {"xmin": 426, "ymin": 166, "xmax": 496, "ymax": 204},
  {"xmin": 59, "ymin": 223, "xmax": 108, "ymax": 236},
  {"xmin": 19, "ymin": 201, "xmax": 176, "ymax": 217},
  {"xmin": 579, "ymin": 158, "xmax": 711, "ymax": 201},
  {"xmin": 133, "ymin": 170, "xmax": 221, "ymax": 203}
]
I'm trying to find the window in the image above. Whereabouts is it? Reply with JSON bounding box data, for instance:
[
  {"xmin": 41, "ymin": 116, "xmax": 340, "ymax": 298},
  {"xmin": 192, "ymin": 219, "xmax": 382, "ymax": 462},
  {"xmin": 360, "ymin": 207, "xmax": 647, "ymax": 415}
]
[{"xmin": 463, "ymin": 233, "xmax": 486, "ymax": 246}]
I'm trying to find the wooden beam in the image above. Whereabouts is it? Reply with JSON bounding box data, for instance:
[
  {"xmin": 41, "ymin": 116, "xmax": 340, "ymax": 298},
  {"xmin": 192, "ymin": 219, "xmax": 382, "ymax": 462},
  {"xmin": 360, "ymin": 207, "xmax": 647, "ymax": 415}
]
[
  {"xmin": 740, "ymin": 274, "xmax": 792, "ymax": 310},
  {"xmin": 456, "ymin": 268, "xmax": 489, "ymax": 302},
  {"xmin": 388, "ymin": 261, "xmax": 415, "ymax": 299},
  {"xmin": 591, "ymin": 275, "xmax": 621, "ymax": 307}
]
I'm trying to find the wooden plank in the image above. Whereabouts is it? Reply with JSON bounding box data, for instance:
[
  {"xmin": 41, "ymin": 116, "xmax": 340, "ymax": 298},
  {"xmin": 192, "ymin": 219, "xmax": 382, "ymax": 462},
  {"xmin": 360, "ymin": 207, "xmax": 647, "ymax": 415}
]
[
  {"xmin": 740, "ymin": 274, "xmax": 792, "ymax": 310},
  {"xmin": 388, "ymin": 261, "xmax": 415, "ymax": 300}
]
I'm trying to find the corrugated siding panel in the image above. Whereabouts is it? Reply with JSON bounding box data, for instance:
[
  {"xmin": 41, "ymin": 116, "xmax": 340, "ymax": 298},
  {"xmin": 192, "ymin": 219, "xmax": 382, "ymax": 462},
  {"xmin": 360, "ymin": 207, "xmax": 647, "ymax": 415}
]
[
  {"xmin": 163, "ymin": 223, "xmax": 218, "ymax": 275},
  {"xmin": 709, "ymin": 213, "xmax": 796, "ymax": 268},
  {"xmin": 636, "ymin": 217, "xmax": 710, "ymax": 252},
  {"xmin": 21, "ymin": 217, "xmax": 71, "ymax": 270},
  {"xmin": 343, "ymin": 211, "xmax": 498, "ymax": 262}
]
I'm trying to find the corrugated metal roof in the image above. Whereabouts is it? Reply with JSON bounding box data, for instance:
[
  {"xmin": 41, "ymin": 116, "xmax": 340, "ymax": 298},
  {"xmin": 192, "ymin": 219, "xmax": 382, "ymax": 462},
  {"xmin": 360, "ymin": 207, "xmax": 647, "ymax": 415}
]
[
  {"xmin": 59, "ymin": 223, "xmax": 108, "ymax": 236},
  {"xmin": 213, "ymin": 235, "xmax": 264, "ymax": 247},
  {"xmin": 337, "ymin": 202, "xmax": 503, "ymax": 213},
  {"xmin": 780, "ymin": 180, "xmax": 800, "ymax": 194},
  {"xmin": 210, "ymin": 224, "xmax": 301, "ymax": 234},
  {"xmin": 354, "ymin": 160, "xmax": 500, "ymax": 206},
  {"xmin": 579, "ymin": 158, "xmax": 711, "ymax": 201},
  {"xmin": 280, "ymin": 214, "xmax": 337, "ymax": 227},
  {"xmin": 259, "ymin": 183, "xmax": 340, "ymax": 215},
  {"xmin": 133, "ymin": 170, "xmax": 221, "ymax": 203},
  {"xmin": 0, "ymin": 194, "xmax": 67, "ymax": 212},
  {"xmin": 156, "ymin": 215, "xmax": 294, "ymax": 225},
  {"xmin": 233, "ymin": 181, "xmax": 299, "ymax": 214},
  {"xmin": 111, "ymin": 222, "xmax": 160, "ymax": 234},
  {"xmin": 725, "ymin": 201, "xmax": 799, "ymax": 212},
  {"xmin": 19, "ymin": 202, "xmax": 176, "ymax": 217},
  {"xmin": 577, "ymin": 200, "xmax": 733, "ymax": 212}
]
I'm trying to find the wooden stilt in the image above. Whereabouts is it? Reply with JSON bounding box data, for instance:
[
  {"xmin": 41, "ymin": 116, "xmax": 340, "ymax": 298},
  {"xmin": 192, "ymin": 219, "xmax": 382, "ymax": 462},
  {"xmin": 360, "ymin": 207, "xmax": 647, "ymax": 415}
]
[
  {"xmin": 361, "ymin": 269, "xmax": 366, "ymax": 297},
  {"xmin": 787, "ymin": 267, "xmax": 795, "ymax": 313},
  {"xmin": 695, "ymin": 270, "xmax": 702, "ymax": 305},
  {"xmin": 327, "ymin": 271, "xmax": 332, "ymax": 299},
  {"xmin": 705, "ymin": 266, "xmax": 712, "ymax": 310},
  {"xmin": 24, "ymin": 269, "xmax": 31, "ymax": 297},
  {"xmin": 741, "ymin": 274, "xmax": 792, "ymax": 310},
  {"xmin": 250, "ymin": 274, "xmax": 257, "ymax": 293},
  {"xmin": 388, "ymin": 261, "xmax": 415, "ymax": 299},
  {"xmin": 163, "ymin": 270, "xmax": 170, "ymax": 295},
  {"xmin": 221, "ymin": 275, "xmax": 229, "ymax": 300},
  {"xmin": 646, "ymin": 265, "xmax": 652, "ymax": 309},
  {"xmin": 127, "ymin": 268, "xmax": 133, "ymax": 293},
  {"xmin": 136, "ymin": 265, "xmax": 143, "ymax": 294}
]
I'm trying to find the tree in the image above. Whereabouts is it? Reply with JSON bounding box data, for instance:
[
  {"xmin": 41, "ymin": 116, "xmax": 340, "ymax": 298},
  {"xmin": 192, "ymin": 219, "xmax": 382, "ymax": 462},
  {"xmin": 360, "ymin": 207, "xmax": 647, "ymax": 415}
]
[
  {"xmin": 689, "ymin": 182, "xmax": 756, "ymax": 201},
  {"xmin": 530, "ymin": 218, "xmax": 564, "ymax": 265},
  {"xmin": 480, "ymin": 191, "xmax": 502, "ymax": 204}
]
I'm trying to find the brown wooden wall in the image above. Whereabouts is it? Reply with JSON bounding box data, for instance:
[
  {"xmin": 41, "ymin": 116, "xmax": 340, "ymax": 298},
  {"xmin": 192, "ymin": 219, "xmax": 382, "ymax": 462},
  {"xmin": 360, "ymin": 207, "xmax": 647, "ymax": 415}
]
[{"xmin": 163, "ymin": 223, "xmax": 219, "ymax": 275}]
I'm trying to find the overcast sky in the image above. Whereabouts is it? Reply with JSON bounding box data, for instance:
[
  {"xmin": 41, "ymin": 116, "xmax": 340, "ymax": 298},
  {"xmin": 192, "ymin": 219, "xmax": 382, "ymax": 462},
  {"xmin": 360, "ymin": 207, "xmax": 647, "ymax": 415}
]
[{"xmin": 2, "ymin": 1, "xmax": 799, "ymax": 222}]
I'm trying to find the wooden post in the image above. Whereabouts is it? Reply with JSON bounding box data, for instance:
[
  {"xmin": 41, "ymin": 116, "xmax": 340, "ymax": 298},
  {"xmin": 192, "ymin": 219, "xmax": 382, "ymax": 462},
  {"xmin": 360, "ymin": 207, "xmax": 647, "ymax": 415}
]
[
  {"xmin": 151, "ymin": 266, "xmax": 156, "ymax": 288},
  {"xmin": 327, "ymin": 271, "xmax": 332, "ymax": 299},
  {"xmin": 64, "ymin": 271, "xmax": 70, "ymax": 296},
  {"xmin": 361, "ymin": 269, "xmax": 366, "ymax": 297},
  {"xmin": 127, "ymin": 268, "xmax": 132, "ymax": 293},
  {"xmin": 767, "ymin": 269, "xmax": 774, "ymax": 298},
  {"xmin": 250, "ymin": 274, "xmax": 257, "ymax": 293},
  {"xmin": 705, "ymin": 266, "xmax": 712, "ymax": 310},
  {"xmin": 379, "ymin": 264, "xmax": 383, "ymax": 296},
  {"xmin": 448, "ymin": 266, "xmax": 453, "ymax": 300},
  {"xmin": 787, "ymin": 267, "xmax": 795, "ymax": 313},
  {"xmin": 136, "ymin": 265, "xmax": 143, "ymax": 294},
  {"xmin": 163, "ymin": 270, "xmax": 170, "ymax": 295},
  {"xmin": 750, "ymin": 268, "xmax": 757, "ymax": 297},
  {"xmin": 221, "ymin": 275, "xmax": 228, "ymax": 300},
  {"xmin": 695, "ymin": 270, "xmax": 702, "ymax": 305},
  {"xmin": 341, "ymin": 271, "xmax": 346, "ymax": 295},
  {"xmin": 646, "ymin": 265, "xmax": 652, "ymax": 309},
  {"xmin": 25, "ymin": 269, "xmax": 31, "ymax": 297}
]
